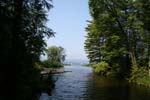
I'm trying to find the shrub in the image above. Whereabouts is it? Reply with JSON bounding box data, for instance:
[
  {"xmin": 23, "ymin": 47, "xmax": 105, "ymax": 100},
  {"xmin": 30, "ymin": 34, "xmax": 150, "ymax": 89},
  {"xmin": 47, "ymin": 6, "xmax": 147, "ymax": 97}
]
[
  {"xmin": 34, "ymin": 62, "xmax": 42, "ymax": 70},
  {"xmin": 93, "ymin": 61, "xmax": 110, "ymax": 75},
  {"xmin": 107, "ymin": 63, "xmax": 121, "ymax": 77},
  {"xmin": 129, "ymin": 66, "xmax": 150, "ymax": 87},
  {"xmin": 129, "ymin": 66, "xmax": 148, "ymax": 82},
  {"xmin": 50, "ymin": 61, "xmax": 63, "ymax": 68},
  {"xmin": 41, "ymin": 60, "xmax": 63, "ymax": 68}
]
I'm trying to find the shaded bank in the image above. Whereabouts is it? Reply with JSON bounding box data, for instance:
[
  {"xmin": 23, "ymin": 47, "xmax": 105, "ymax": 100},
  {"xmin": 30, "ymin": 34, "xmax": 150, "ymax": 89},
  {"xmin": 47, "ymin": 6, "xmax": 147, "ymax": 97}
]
[{"xmin": 85, "ymin": 0, "xmax": 150, "ymax": 87}]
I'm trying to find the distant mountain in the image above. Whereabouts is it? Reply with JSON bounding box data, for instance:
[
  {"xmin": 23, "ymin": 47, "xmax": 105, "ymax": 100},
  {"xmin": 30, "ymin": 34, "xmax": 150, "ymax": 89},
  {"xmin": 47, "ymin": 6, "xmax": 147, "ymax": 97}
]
[{"xmin": 64, "ymin": 59, "xmax": 89, "ymax": 66}]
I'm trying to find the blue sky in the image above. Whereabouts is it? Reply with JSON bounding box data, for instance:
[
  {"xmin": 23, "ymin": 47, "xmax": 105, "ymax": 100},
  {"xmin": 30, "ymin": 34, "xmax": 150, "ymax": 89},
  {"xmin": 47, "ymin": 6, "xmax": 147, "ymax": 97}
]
[{"xmin": 46, "ymin": 0, "xmax": 91, "ymax": 61}]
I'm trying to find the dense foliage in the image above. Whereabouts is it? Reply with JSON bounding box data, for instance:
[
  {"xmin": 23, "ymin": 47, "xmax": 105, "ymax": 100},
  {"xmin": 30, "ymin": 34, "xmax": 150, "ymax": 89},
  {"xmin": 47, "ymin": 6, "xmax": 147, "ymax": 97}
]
[
  {"xmin": 46, "ymin": 46, "xmax": 66, "ymax": 63},
  {"xmin": 42, "ymin": 46, "xmax": 66, "ymax": 68},
  {"xmin": 85, "ymin": 0, "xmax": 150, "ymax": 80},
  {"xmin": 93, "ymin": 61, "xmax": 110, "ymax": 76},
  {"xmin": 0, "ymin": 0, "xmax": 54, "ymax": 100}
]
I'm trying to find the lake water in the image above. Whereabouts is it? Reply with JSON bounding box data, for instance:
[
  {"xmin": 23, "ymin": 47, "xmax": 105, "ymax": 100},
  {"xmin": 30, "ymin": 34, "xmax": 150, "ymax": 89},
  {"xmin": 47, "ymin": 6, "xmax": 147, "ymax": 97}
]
[{"xmin": 39, "ymin": 65, "xmax": 150, "ymax": 100}]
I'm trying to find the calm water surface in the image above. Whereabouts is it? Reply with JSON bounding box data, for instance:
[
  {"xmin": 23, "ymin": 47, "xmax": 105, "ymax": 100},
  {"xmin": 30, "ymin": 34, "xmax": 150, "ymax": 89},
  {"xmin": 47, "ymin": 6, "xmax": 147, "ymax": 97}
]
[{"xmin": 40, "ymin": 66, "xmax": 150, "ymax": 100}]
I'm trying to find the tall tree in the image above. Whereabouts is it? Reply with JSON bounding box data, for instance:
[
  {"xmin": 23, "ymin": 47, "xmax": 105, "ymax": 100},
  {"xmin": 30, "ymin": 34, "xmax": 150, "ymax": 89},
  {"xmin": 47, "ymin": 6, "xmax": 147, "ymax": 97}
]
[
  {"xmin": 46, "ymin": 46, "xmax": 66, "ymax": 64},
  {"xmin": 0, "ymin": 0, "xmax": 54, "ymax": 100},
  {"xmin": 85, "ymin": 0, "xmax": 150, "ymax": 78},
  {"xmin": 85, "ymin": 21, "xmax": 103, "ymax": 63}
]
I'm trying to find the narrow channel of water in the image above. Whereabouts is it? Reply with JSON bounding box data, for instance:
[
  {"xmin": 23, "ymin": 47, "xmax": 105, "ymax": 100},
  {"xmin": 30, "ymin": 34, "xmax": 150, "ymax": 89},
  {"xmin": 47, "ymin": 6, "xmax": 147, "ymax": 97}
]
[{"xmin": 40, "ymin": 66, "xmax": 150, "ymax": 100}]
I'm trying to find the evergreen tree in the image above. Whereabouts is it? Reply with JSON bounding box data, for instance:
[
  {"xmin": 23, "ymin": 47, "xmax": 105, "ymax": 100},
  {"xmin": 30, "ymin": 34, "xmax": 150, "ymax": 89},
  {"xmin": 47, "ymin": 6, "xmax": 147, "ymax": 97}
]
[
  {"xmin": 85, "ymin": 0, "xmax": 150, "ymax": 78},
  {"xmin": 0, "ymin": 0, "xmax": 54, "ymax": 99}
]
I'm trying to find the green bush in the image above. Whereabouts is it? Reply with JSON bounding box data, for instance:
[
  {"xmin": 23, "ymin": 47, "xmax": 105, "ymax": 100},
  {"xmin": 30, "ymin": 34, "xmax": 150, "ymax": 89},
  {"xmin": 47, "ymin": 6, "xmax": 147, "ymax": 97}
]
[
  {"xmin": 41, "ymin": 60, "xmax": 63, "ymax": 68},
  {"xmin": 50, "ymin": 61, "xmax": 63, "ymax": 68},
  {"xmin": 93, "ymin": 61, "xmax": 110, "ymax": 75},
  {"xmin": 129, "ymin": 65, "xmax": 150, "ymax": 87},
  {"xmin": 34, "ymin": 62, "xmax": 42, "ymax": 70},
  {"xmin": 129, "ymin": 66, "xmax": 148, "ymax": 82},
  {"xmin": 106, "ymin": 63, "xmax": 121, "ymax": 77}
]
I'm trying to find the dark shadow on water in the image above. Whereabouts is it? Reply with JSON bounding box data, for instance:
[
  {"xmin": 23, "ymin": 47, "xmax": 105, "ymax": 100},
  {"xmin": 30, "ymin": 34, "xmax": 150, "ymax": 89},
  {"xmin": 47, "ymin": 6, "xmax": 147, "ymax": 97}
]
[
  {"xmin": 85, "ymin": 74, "xmax": 150, "ymax": 100},
  {"xmin": 39, "ymin": 66, "xmax": 150, "ymax": 100}
]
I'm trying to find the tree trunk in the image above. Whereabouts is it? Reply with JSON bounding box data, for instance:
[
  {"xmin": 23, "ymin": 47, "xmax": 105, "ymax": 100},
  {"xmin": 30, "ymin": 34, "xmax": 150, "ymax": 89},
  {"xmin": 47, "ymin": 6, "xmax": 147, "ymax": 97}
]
[
  {"xmin": 130, "ymin": 50, "xmax": 138, "ymax": 68},
  {"xmin": 146, "ymin": 30, "xmax": 150, "ymax": 76},
  {"xmin": 148, "ymin": 43, "xmax": 150, "ymax": 76}
]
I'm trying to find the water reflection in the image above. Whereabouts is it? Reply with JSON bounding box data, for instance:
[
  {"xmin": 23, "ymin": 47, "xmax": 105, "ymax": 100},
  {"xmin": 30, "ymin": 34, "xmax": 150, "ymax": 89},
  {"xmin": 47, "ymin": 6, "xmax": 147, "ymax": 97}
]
[
  {"xmin": 85, "ymin": 74, "xmax": 150, "ymax": 100},
  {"xmin": 40, "ymin": 66, "xmax": 150, "ymax": 100}
]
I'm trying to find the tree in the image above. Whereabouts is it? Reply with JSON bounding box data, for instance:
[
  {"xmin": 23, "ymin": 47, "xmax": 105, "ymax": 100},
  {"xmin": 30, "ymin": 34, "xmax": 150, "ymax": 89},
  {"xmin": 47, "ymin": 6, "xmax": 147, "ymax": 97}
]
[
  {"xmin": 86, "ymin": 0, "xmax": 131, "ymax": 78},
  {"xmin": 0, "ymin": 0, "xmax": 54, "ymax": 100},
  {"xmin": 85, "ymin": 21, "xmax": 103, "ymax": 63},
  {"xmin": 46, "ymin": 46, "xmax": 66, "ymax": 63},
  {"xmin": 44, "ymin": 46, "xmax": 66, "ymax": 68},
  {"xmin": 85, "ymin": 0, "xmax": 150, "ymax": 79}
]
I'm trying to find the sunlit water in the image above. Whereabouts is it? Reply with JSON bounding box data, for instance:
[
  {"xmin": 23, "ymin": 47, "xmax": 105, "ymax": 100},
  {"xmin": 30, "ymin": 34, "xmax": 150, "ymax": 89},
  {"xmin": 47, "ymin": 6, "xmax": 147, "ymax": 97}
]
[{"xmin": 39, "ymin": 66, "xmax": 150, "ymax": 100}]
